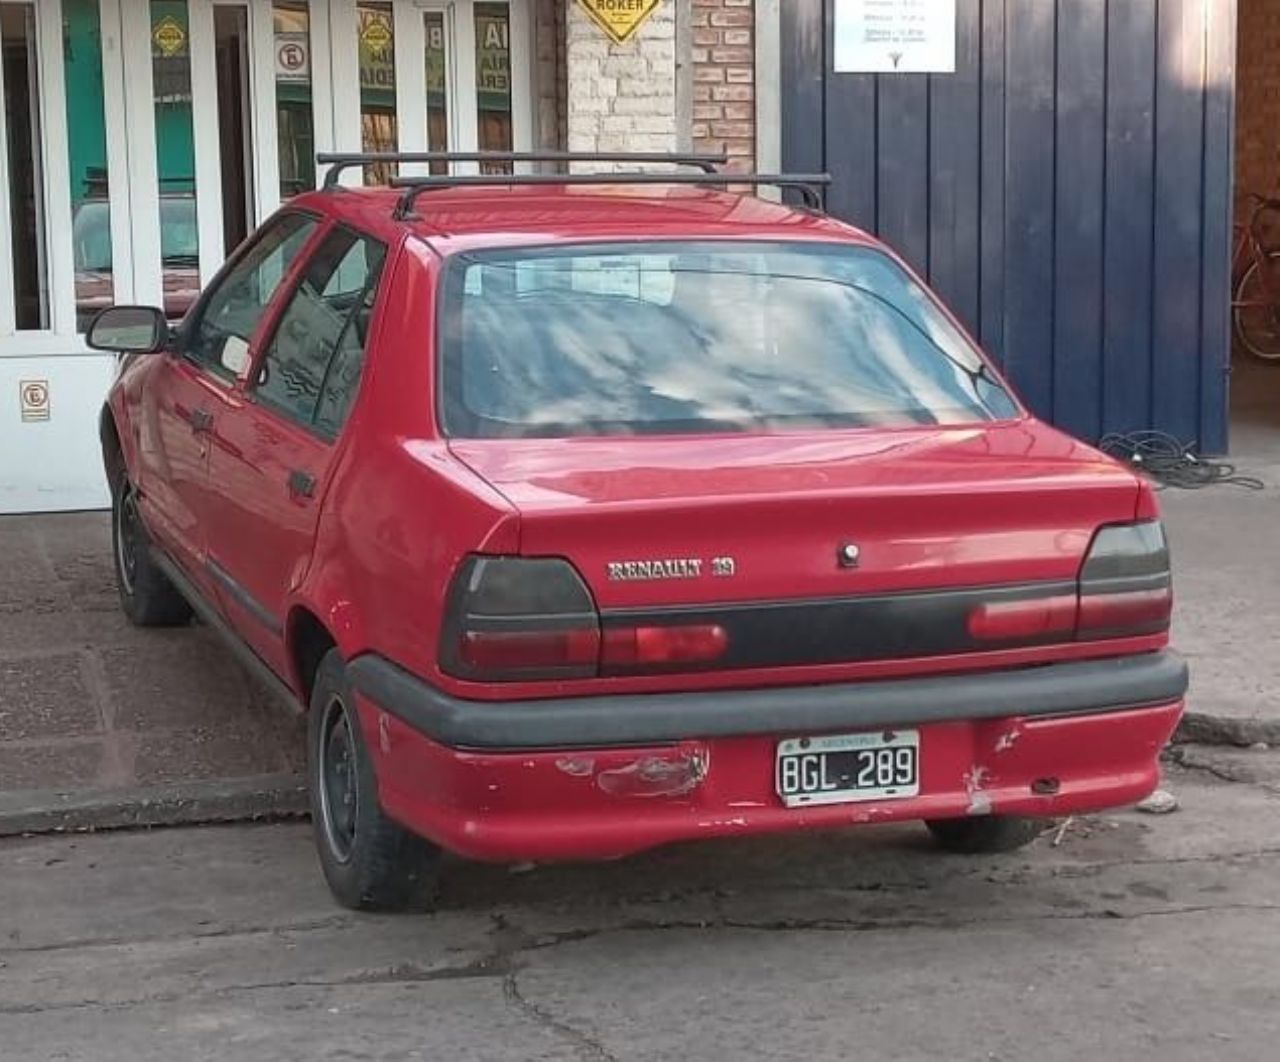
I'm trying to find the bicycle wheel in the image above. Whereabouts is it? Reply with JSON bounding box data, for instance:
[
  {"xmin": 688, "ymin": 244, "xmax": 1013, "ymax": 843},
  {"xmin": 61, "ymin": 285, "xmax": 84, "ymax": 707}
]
[{"xmin": 1234, "ymin": 251, "xmax": 1280, "ymax": 361}]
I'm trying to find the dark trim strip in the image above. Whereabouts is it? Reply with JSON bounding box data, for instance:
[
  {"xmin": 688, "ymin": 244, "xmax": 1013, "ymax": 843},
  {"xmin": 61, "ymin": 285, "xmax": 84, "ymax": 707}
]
[
  {"xmin": 600, "ymin": 580, "xmax": 1080, "ymax": 671},
  {"xmin": 347, "ymin": 650, "xmax": 1188, "ymax": 751},
  {"xmin": 152, "ymin": 550, "xmax": 302, "ymax": 715},
  {"xmin": 206, "ymin": 558, "xmax": 284, "ymax": 637}
]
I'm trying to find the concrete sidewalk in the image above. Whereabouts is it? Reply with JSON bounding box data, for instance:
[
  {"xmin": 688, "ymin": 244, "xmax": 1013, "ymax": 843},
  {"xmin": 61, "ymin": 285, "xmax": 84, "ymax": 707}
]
[
  {"xmin": 1, "ymin": 403, "xmax": 1279, "ymax": 829},
  {"xmin": 0, "ymin": 513, "xmax": 305, "ymax": 833}
]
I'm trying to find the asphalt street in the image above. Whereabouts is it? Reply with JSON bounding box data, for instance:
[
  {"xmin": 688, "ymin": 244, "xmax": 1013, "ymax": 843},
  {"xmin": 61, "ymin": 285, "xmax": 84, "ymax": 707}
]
[{"xmin": 3, "ymin": 754, "xmax": 1278, "ymax": 1062}]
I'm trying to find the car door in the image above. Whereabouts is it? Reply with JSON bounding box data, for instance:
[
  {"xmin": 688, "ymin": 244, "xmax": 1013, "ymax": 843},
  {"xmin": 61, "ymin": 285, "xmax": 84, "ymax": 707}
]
[
  {"xmin": 135, "ymin": 212, "xmax": 320, "ymax": 584},
  {"xmin": 203, "ymin": 225, "xmax": 390, "ymax": 674}
]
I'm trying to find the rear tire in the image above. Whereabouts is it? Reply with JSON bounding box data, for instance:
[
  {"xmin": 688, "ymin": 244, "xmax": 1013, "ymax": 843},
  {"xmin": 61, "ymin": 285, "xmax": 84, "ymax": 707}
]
[
  {"xmin": 925, "ymin": 815, "xmax": 1045, "ymax": 854},
  {"xmin": 111, "ymin": 474, "xmax": 192, "ymax": 627},
  {"xmin": 307, "ymin": 649, "xmax": 442, "ymax": 911}
]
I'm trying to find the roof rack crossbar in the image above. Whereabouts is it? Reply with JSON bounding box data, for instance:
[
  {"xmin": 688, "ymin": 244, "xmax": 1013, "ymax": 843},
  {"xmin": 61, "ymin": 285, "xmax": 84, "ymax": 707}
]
[
  {"xmin": 317, "ymin": 151, "xmax": 729, "ymax": 189},
  {"xmin": 388, "ymin": 172, "xmax": 833, "ymax": 218}
]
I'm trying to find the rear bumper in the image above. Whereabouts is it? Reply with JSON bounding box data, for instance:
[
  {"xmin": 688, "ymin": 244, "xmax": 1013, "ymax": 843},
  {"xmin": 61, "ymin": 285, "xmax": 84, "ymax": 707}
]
[
  {"xmin": 351, "ymin": 652, "xmax": 1186, "ymax": 862},
  {"xmin": 348, "ymin": 650, "xmax": 1187, "ymax": 750}
]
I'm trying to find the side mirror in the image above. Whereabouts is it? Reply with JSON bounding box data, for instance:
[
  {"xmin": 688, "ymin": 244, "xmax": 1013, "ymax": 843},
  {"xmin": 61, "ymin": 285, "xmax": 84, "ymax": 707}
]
[{"xmin": 86, "ymin": 305, "xmax": 169, "ymax": 354}]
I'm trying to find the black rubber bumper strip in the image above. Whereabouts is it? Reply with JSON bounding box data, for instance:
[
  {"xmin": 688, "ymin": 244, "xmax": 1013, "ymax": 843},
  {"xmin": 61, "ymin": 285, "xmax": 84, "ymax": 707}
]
[{"xmin": 346, "ymin": 651, "xmax": 1188, "ymax": 751}]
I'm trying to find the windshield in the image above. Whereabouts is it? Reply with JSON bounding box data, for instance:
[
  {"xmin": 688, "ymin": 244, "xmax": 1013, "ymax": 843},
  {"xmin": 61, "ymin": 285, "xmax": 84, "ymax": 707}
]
[{"xmin": 439, "ymin": 241, "xmax": 1019, "ymax": 438}]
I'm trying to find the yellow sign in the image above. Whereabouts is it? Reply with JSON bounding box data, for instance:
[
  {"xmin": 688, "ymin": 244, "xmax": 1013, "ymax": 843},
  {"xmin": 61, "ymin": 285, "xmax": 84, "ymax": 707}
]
[
  {"xmin": 574, "ymin": 0, "xmax": 664, "ymax": 45},
  {"xmin": 359, "ymin": 11, "xmax": 393, "ymax": 52},
  {"xmin": 152, "ymin": 15, "xmax": 186, "ymax": 57}
]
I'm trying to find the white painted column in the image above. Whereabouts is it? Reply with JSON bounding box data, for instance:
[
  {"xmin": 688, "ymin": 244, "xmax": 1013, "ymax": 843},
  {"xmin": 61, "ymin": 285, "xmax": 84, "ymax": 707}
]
[
  {"xmin": 189, "ymin": 0, "xmax": 226, "ymax": 281},
  {"xmin": 0, "ymin": 4, "xmax": 16, "ymax": 336},
  {"xmin": 118, "ymin": 0, "xmax": 164, "ymax": 309},
  {"xmin": 250, "ymin": 0, "xmax": 283, "ymax": 220},
  {"xmin": 99, "ymin": 0, "xmax": 136, "ymax": 307},
  {"xmin": 329, "ymin": 0, "xmax": 364, "ymax": 184},
  {"xmin": 392, "ymin": 0, "xmax": 429, "ymax": 176}
]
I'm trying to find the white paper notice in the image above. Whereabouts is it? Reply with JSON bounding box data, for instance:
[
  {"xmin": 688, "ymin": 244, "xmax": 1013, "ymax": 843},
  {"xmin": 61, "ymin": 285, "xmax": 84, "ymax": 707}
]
[{"xmin": 834, "ymin": 0, "xmax": 956, "ymax": 74}]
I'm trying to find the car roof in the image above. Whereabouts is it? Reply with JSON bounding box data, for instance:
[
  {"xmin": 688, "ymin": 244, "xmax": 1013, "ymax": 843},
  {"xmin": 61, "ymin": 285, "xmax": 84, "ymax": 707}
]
[{"xmin": 288, "ymin": 184, "xmax": 878, "ymax": 256}]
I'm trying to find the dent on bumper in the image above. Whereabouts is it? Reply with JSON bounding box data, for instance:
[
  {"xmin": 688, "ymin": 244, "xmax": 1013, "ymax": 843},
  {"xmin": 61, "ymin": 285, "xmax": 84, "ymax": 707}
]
[
  {"xmin": 348, "ymin": 650, "xmax": 1188, "ymax": 750},
  {"xmin": 364, "ymin": 700, "xmax": 1184, "ymax": 862}
]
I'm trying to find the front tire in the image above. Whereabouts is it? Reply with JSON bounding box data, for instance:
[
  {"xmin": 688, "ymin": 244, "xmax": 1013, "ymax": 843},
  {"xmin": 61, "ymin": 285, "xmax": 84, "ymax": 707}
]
[
  {"xmin": 307, "ymin": 649, "xmax": 442, "ymax": 911},
  {"xmin": 111, "ymin": 475, "xmax": 192, "ymax": 627},
  {"xmin": 925, "ymin": 815, "xmax": 1045, "ymax": 854}
]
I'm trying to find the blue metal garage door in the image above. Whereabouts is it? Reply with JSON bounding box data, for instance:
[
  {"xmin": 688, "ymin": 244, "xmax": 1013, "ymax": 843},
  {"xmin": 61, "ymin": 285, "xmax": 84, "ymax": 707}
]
[{"xmin": 782, "ymin": 0, "xmax": 1235, "ymax": 453}]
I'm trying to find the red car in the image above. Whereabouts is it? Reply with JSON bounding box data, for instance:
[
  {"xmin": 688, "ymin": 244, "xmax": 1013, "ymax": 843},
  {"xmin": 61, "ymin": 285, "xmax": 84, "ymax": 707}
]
[{"xmin": 93, "ymin": 154, "xmax": 1186, "ymax": 911}]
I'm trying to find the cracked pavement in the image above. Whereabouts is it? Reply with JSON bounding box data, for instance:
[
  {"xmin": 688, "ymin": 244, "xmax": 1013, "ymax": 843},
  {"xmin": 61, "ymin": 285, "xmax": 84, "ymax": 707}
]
[{"xmin": 4, "ymin": 757, "xmax": 1280, "ymax": 1061}]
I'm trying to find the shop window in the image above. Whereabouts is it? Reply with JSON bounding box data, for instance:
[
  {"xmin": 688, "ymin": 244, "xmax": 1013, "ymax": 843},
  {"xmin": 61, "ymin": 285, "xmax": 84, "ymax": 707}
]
[
  {"xmin": 474, "ymin": 3, "xmax": 511, "ymax": 173},
  {"xmin": 150, "ymin": 1, "xmax": 200, "ymax": 321},
  {"xmin": 358, "ymin": 2, "xmax": 397, "ymax": 183},
  {"xmin": 274, "ymin": 1, "xmax": 314, "ymax": 200},
  {"xmin": 424, "ymin": 11, "xmax": 449, "ymax": 173},
  {"xmin": 2, "ymin": 2, "xmax": 49, "ymax": 330},
  {"xmin": 64, "ymin": 0, "xmax": 113, "ymax": 333}
]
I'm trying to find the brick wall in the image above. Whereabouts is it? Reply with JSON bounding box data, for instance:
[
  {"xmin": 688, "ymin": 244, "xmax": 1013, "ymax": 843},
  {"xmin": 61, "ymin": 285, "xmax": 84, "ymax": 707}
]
[
  {"xmin": 690, "ymin": 0, "xmax": 755, "ymax": 172},
  {"xmin": 1236, "ymin": 0, "xmax": 1280, "ymax": 202},
  {"xmin": 564, "ymin": 0, "xmax": 679, "ymax": 160}
]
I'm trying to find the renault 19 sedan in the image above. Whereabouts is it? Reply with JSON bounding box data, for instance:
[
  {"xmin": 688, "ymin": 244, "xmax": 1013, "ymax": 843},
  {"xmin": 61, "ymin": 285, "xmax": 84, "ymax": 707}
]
[{"xmin": 93, "ymin": 154, "xmax": 1187, "ymax": 910}]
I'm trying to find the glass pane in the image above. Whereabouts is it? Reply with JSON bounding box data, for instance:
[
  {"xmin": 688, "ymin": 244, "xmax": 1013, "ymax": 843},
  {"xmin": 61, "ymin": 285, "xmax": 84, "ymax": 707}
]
[
  {"xmin": 150, "ymin": 1, "xmax": 200, "ymax": 322},
  {"xmin": 187, "ymin": 212, "xmax": 317, "ymax": 376},
  {"xmin": 474, "ymin": 3, "xmax": 511, "ymax": 173},
  {"xmin": 274, "ymin": 1, "xmax": 314, "ymax": 200},
  {"xmin": 64, "ymin": 0, "xmax": 113, "ymax": 333},
  {"xmin": 357, "ymin": 2, "xmax": 397, "ymax": 184},
  {"xmin": 258, "ymin": 230, "xmax": 386, "ymax": 432},
  {"xmin": 424, "ymin": 11, "xmax": 449, "ymax": 174},
  {"xmin": 2, "ymin": 3, "xmax": 49, "ymax": 330}
]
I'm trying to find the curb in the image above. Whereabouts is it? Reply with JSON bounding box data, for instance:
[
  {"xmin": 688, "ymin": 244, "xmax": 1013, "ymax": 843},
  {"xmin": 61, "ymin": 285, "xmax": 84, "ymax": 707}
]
[
  {"xmin": 0, "ymin": 773, "xmax": 308, "ymax": 837},
  {"xmin": 1174, "ymin": 711, "xmax": 1280, "ymax": 749}
]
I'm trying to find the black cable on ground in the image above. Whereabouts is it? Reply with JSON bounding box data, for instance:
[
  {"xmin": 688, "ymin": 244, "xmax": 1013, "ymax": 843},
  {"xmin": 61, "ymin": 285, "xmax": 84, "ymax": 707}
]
[{"xmin": 1098, "ymin": 430, "xmax": 1266, "ymax": 491}]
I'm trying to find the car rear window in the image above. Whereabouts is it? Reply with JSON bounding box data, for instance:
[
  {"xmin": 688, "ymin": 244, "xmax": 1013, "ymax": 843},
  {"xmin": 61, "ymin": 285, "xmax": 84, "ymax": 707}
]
[{"xmin": 438, "ymin": 241, "xmax": 1018, "ymax": 438}]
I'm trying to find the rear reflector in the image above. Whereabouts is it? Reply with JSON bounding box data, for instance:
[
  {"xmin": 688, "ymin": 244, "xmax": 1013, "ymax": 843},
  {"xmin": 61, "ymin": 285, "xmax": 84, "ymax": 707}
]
[
  {"xmin": 460, "ymin": 628, "xmax": 601, "ymax": 671},
  {"xmin": 601, "ymin": 624, "xmax": 729, "ymax": 669},
  {"xmin": 1077, "ymin": 587, "xmax": 1173, "ymax": 636},
  {"xmin": 967, "ymin": 595, "xmax": 1077, "ymax": 642}
]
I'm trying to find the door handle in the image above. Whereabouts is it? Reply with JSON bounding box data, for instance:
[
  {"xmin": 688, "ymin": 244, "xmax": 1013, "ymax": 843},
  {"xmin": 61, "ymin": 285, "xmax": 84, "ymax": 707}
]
[
  {"xmin": 187, "ymin": 407, "xmax": 214, "ymax": 434},
  {"xmin": 288, "ymin": 469, "xmax": 316, "ymax": 499}
]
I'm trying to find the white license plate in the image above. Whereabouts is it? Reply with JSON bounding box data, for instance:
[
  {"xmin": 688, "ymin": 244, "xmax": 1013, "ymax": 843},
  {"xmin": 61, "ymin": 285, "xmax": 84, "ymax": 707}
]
[{"xmin": 776, "ymin": 730, "xmax": 920, "ymax": 807}]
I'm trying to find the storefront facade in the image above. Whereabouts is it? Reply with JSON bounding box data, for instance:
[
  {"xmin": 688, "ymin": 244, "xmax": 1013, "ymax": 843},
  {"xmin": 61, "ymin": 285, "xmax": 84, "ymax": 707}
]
[{"xmin": 4, "ymin": 0, "xmax": 764, "ymax": 512}]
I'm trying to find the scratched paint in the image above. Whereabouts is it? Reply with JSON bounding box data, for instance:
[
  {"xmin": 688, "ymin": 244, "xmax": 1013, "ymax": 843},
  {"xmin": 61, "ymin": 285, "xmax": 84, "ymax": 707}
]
[
  {"xmin": 964, "ymin": 765, "xmax": 992, "ymax": 815},
  {"xmin": 994, "ymin": 729, "xmax": 1021, "ymax": 753},
  {"xmin": 597, "ymin": 751, "xmax": 708, "ymax": 798},
  {"xmin": 554, "ymin": 757, "xmax": 596, "ymax": 778}
]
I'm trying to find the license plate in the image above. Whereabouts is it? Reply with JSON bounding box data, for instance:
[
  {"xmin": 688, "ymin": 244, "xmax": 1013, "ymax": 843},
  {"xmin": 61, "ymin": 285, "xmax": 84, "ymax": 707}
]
[{"xmin": 776, "ymin": 730, "xmax": 920, "ymax": 807}]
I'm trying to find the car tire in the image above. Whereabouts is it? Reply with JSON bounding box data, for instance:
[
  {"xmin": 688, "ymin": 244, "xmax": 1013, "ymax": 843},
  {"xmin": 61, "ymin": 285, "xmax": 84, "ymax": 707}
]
[
  {"xmin": 925, "ymin": 815, "xmax": 1045, "ymax": 854},
  {"xmin": 308, "ymin": 648, "xmax": 442, "ymax": 911},
  {"xmin": 111, "ymin": 475, "xmax": 193, "ymax": 627}
]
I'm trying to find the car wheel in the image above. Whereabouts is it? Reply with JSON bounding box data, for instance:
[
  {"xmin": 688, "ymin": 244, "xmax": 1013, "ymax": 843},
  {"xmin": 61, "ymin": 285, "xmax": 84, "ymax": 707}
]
[
  {"xmin": 111, "ymin": 475, "xmax": 193, "ymax": 627},
  {"xmin": 308, "ymin": 648, "xmax": 442, "ymax": 911},
  {"xmin": 925, "ymin": 815, "xmax": 1046, "ymax": 854}
]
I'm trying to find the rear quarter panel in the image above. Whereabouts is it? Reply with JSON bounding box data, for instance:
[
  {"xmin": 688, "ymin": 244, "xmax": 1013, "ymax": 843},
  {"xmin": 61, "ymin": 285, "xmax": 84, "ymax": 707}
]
[{"xmin": 294, "ymin": 237, "xmax": 519, "ymax": 677}]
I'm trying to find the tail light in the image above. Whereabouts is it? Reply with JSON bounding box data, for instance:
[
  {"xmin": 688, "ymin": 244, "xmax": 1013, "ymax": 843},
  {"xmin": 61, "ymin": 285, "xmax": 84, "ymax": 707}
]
[
  {"xmin": 441, "ymin": 556, "xmax": 731, "ymax": 681},
  {"xmin": 441, "ymin": 556, "xmax": 601, "ymax": 681},
  {"xmin": 1076, "ymin": 521, "xmax": 1172, "ymax": 637}
]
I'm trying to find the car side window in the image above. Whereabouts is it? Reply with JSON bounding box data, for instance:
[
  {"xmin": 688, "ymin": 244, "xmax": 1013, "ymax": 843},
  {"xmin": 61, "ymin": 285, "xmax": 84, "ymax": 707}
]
[
  {"xmin": 253, "ymin": 227, "xmax": 387, "ymax": 435},
  {"xmin": 184, "ymin": 212, "xmax": 318, "ymax": 377}
]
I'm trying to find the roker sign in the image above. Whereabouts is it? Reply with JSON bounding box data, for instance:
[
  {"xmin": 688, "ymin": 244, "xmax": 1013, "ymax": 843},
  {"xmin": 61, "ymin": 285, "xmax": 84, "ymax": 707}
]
[{"xmin": 574, "ymin": 0, "xmax": 664, "ymax": 45}]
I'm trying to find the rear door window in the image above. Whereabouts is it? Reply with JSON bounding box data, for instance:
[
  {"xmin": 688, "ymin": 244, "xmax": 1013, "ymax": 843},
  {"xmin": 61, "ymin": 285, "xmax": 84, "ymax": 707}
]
[
  {"xmin": 253, "ymin": 226, "xmax": 387, "ymax": 435},
  {"xmin": 439, "ymin": 241, "xmax": 1018, "ymax": 438}
]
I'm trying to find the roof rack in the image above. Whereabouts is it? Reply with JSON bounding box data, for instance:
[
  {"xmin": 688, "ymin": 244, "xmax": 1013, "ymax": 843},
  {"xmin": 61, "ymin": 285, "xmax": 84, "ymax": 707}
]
[
  {"xmin": 316, "ymin": 150, "xmax": 729, "ymax": 190},
  {"xmin": 388, "ymin": 172, "xmax": 833, "ymax": 219}
]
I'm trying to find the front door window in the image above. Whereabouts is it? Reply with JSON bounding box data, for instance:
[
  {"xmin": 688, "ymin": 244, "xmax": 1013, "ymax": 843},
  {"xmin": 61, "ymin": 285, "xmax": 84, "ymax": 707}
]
[{"xmin": 184, "ymin": 212, "xmax": 317, "ymax": 378}]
